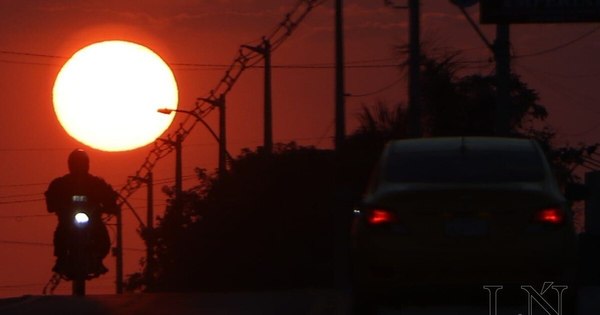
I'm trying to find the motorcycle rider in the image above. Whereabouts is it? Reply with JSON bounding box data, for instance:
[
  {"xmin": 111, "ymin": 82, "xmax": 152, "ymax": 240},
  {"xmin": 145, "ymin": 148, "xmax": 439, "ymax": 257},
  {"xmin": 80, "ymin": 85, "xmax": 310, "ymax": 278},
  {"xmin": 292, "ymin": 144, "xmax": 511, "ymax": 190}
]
[{"xmin": 45, "ymin": 149, "xmax": 119, "ymax": 278}]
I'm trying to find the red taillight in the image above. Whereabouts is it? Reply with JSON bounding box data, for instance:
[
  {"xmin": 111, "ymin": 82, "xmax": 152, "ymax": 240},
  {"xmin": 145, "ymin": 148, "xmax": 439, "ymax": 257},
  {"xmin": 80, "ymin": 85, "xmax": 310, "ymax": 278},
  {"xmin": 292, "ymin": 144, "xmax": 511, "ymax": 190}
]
[
  {"xmin": 368, "ymin": 209, "xmax": 396, "ymax": 225},
  {"xmin": 534, "ymin": 208, "xmax": 565, "ymax": 225}
]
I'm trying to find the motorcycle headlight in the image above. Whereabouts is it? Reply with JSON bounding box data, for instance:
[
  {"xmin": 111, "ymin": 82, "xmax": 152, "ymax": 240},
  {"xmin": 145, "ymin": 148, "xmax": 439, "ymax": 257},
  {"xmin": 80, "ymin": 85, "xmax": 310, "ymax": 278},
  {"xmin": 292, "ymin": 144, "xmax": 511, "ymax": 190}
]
[{"xmin": 74, "ymin": 212, "xmax": 90, "ymax": 226}]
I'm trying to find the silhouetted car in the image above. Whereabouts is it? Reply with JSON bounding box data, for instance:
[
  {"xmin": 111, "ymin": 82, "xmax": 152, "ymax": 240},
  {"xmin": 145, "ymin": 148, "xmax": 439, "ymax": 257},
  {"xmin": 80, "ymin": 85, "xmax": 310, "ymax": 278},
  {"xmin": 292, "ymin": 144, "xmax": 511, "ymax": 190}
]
[{"xmin": 351, "ymin": 137, "xmax": 578, "ymax": 308}]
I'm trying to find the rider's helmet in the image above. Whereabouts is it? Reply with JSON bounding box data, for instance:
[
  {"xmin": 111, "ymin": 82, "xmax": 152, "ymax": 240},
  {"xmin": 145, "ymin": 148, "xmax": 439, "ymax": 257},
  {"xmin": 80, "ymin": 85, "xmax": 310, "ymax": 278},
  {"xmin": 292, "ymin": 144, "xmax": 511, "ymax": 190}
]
[{"xmin": 68, "ymin": 149, "xmax": 89, "ymax": 175}]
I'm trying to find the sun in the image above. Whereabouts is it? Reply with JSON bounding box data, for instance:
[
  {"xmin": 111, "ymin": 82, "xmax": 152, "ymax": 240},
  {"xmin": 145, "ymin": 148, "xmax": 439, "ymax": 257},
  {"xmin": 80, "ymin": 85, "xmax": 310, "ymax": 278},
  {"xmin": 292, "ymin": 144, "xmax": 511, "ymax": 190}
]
[{"xmin": 53, "ymin": 40, "xmax": 178, "ymax": 152}]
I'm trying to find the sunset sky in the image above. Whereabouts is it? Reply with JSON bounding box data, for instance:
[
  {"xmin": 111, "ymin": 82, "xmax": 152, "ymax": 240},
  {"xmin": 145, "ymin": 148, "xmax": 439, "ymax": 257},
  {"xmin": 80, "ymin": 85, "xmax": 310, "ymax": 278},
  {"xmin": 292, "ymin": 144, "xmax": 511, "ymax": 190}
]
[{"xmin": 1, "ymin": 0, "xmax": 600, "ymax": 296}]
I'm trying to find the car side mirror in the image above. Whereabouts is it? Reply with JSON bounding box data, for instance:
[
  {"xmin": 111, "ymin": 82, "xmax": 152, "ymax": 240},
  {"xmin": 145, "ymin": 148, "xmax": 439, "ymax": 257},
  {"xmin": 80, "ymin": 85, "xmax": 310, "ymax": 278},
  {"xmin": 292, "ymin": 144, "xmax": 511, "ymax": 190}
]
[{"xmin": 565, "ymin": 183, "xmax": 588, "ymax": 201}]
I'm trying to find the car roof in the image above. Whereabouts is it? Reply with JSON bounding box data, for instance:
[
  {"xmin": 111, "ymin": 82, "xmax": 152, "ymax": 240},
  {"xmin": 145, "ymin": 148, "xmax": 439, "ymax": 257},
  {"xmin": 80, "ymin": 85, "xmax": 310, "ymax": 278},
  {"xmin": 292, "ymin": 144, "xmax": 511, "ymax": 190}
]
[{"xmin": 387, "ymin": 137, "xmax": 537, "ymax": 153}]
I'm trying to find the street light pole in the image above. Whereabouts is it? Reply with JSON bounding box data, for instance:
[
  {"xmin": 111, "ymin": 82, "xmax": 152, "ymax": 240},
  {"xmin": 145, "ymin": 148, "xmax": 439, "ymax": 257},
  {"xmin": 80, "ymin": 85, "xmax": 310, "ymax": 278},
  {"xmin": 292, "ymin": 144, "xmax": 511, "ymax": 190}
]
[
  {"xmin": 196, "ymin": 95, "xmax": 227, "ymax": 179},
  {"xmin": 157, "ymin": 107, "xmax": 231, "ymax": 178}
]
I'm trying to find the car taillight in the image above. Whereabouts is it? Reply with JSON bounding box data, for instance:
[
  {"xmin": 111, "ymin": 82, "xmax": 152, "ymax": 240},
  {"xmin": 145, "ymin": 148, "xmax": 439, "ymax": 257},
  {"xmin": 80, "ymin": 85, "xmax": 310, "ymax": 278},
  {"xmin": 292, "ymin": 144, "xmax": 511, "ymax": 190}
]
[
  {"xmin": 534, "ymin": 207, "xmax": 565, "ymax": 225},
  {"xmin": 367, "ymin": 209, "xmax": 397, "ymax": 225}
]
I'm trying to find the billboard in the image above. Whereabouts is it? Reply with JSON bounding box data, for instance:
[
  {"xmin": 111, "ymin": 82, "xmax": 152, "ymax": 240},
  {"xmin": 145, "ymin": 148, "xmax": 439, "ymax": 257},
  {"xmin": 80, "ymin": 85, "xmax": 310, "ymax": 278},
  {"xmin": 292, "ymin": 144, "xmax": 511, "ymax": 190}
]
[{"xmin": 481, "ymin": 0, "xmax": 600, "ymax": 24}]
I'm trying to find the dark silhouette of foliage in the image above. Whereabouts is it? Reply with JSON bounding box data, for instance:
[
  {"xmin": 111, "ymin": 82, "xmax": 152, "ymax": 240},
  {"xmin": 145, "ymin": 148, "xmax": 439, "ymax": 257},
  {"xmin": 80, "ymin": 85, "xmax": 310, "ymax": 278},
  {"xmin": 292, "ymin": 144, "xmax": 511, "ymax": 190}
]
[
  {"xmin": 343, "ymin": 53, "xmax": 596, "ymax": 186},
  {"xmin": 128, "ymin": 143, "xmax": 337, "ymax": 291},
  {"xmin": 126, "ymin": 51, "xmax": 596, "ymax": 292},
  {"xmin": 417, "ymin": 53, "xmax": 548, "ymax": 137}
]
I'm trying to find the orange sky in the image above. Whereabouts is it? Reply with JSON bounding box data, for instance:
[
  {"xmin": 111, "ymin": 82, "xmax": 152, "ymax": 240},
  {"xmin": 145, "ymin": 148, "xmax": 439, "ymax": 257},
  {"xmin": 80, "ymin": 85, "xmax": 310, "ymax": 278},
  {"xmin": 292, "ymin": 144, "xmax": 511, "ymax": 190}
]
[{"xmin": 1, "ymin": 0, "xmax": 599, "ymax": 297}]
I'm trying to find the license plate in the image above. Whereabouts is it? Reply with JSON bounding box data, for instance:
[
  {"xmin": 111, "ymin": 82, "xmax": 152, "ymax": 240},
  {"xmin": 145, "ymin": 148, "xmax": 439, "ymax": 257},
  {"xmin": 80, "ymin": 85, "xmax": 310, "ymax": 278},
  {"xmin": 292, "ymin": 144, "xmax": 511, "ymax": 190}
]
[{"xmin": 445, "ymin": 218, "xmax": 489, "ymax": 236}]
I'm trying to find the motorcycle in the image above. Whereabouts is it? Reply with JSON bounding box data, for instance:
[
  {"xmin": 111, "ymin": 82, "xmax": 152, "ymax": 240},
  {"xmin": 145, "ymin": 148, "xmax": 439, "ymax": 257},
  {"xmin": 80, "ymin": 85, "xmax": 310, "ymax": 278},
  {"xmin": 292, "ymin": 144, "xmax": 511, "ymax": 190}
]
[{"xmin": 55, "ymin": 195, "xmax": 109, "ymax": 296}]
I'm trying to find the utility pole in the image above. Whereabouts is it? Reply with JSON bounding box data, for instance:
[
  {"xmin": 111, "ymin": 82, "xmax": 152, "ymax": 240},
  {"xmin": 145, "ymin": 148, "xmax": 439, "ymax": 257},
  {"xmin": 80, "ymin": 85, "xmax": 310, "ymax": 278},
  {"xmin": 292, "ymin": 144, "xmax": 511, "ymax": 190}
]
[
  {"xmin": 451, "ymin": 0, "xmax": 510, "ymax": 135},
  {"xmin": 407, "ymin": 0, "xmax": 421, "ymax": 137},
  {"xmin": 159, "ymin": 133, "xmax": 183, "ymax": 217},
  {"xmin": 494, "ymin": 23, "xmax": 511, "ymax": 136},
  {"xmin": 263, "ymin": 38, "xmax": 273, "ymax": 155},
  {"xmin": 130, "ymin": 172, "xmax": 155, "ymax": 288},
  {"xmin": 385, "ymin": 0, "xmax": 420, "ymax": 137},
  {"xmin": 218, "ymin": 96, "xmax": 227, "ymax": 178},
  {"xmin": 115, "ymin": 209, "xmax": 123, "ymax": 294},
  {"xmin": 335, "ymin": 0, "xmax": 345, "ymax": 151},
  {"xmin": 175, "ymin": 133, "xmax": 182, "ymax": 208},
  {"xmin": 244, "ymin": 38, "xmax": 273, "ymax": 154},
  {"xmin": 145, "ymin": 172, "xmax": 155, "ymax": 289},
  {"xmin": 147, "ymin": 172, "xmax": 154, "ymax": 288},
  {"xmin": 333, "ymin": 0, "xmax": 347, "ymax": 291}
]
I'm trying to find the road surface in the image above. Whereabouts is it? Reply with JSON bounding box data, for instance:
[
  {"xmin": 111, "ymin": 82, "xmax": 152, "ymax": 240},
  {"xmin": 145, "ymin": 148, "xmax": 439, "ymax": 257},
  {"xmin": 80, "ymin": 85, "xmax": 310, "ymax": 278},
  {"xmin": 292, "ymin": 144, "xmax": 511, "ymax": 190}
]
[{"xmin": 1, "ymin": 287, "xmax": 599, "ymax": 315}]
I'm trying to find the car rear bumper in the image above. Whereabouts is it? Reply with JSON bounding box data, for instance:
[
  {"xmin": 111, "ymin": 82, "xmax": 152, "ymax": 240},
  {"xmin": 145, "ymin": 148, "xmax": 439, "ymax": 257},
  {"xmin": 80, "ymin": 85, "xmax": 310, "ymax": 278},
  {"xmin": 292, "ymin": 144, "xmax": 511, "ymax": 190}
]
[{"xmin": 352, "ymin": 238, "xmax": 578, "ymax": 290}]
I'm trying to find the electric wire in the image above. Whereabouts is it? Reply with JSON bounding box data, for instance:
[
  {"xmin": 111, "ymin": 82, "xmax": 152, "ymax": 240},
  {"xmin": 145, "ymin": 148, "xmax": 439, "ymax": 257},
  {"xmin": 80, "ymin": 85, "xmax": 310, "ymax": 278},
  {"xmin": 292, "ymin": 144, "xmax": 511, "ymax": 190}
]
[
  {"xmin": 0, "ymin": 59, "xmax": 60, "ymax": 66},
  {"xmin": 117, "ymin": 0, "xmax": 328, "ymax": 205},
  {"xmin": 0, "ymin": 174, "xmax": 197, "ymax": 209},
  {"xmin": 0, "ymin": 198, "xmax": 44, "ymax": 205},
  {"xmin": 0, "ymin": 214, "xmax": 52, "ymax": 219},
  {"xmin": 0, "ymin": 239, "xmax": 144, "ymax": 252},
  {"xmin": 0, "ymin": 192, "xmax": 43, "ymax": 199},
  {"xmin": 0, "ymin": 182, "xmax": 48, "ymax": 188},
  {"xmin": 515, "ymin": 62, "xmax": 600, "ymax": 116},
  {"xmin": 1, "ymin": 47, "xmax": 402, "ymax": 70},
  {"xmin": 0, "ymin": 1, "xmax": 328, "ymax": 292},
  {"xmin": 0, "ymin": 283, "xmax": 45, "ymax": 289},
  {"xmin": 347, "ymin": 76, "xmax": 403, "ymax": 97},
  {"xmin": 514, "ymin": 62, "xmax": 600, "ymax": 138},
  {"xmin": 0, "ymin": 240, "xmax": 52, "ymax": 247},
  {"xmin": 515, "ymin": 25, "xmax": 600, "ymax": 59},
  {"xmin": 0, "ymin": 50, "xmax": 65, "ymax": 59},
  {"xmin": 314, "ymin": 120, "xmax": 335, "ymax": 147}
]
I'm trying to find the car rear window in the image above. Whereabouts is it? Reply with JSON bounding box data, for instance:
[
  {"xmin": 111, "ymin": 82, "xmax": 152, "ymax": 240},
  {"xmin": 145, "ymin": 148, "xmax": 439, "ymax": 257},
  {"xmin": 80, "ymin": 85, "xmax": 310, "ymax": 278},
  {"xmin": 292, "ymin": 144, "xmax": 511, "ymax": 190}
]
[{"xmin": 385, "ymin": 148, "xmax": 546, "ymax": 183}]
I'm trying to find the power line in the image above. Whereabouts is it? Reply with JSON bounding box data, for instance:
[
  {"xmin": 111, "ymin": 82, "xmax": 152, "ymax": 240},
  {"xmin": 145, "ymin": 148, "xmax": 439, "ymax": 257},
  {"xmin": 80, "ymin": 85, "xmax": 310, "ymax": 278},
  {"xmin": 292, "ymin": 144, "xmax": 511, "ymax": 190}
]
[
  {"xmin": 515, "ymin": 62, "xmax": 600, "ymax": 116},
  {"xmin": 0, "ymin": 175, "xmax": 198, "ymax": 210},
  {"xmin": 0, "ymin": 182, "xmax": 48, "ymax": 188},
  {"xmin": 0, "ymin": 214, "xmax": 51, "ymax": 219},
  {"xmin": 0, "ymin": 172, "xmax": 196, "ymax": 196},
  {"xmin": 0, "ymin": 147, "xmax": 72, "ymax": 152},
  {"xmin": 509, "ymin": 65, "xmax": 600, "ymax": 79},
  {"xmin": 0, "ymin": 239, "xmax": 52, "ymax": 247},
  {"xmin": 0, "ymin": 192, "xmax": 43, "ymax": 199},
  {"xmin": 117, "ymin": 0, "xmax": 328, "ymax": 204},
  {"xmin": 515, "ymin": 25, "xmax": 600, "ymax": 59},
  {"xmin": 0, "ymin": 283, "xmax": 45, "ymax": 289},
  {"xmin": 0, "ymin": 239, "xmax": 145, "ymax": 252},
  {"xmin": 514, "ymin": 62, "xmax": 600, "ymax": 139},
  {"xmin": 0, "ymin": 198, "xmax": 44, "ymax": 205},
  {"xmin": 314, "ymin": 120, "xmax": 335, "ymax": 147},
  {"xmin": 0, "ymin": 59, "xmax": 59, "ymax": 66},
  {"xmin": 174, "ymin": 63, "xmax": 400, "ymax": 70},
  {"xmin": 0, "ymin": 48, "xmax": 401, "ymax": 70},
  {"xmin": 347, "ymin": 76, "xmax": 403, "ymax": 97},
  {"xmin": 0, "ymin": 50, "xmax": 65, "ymax": 59}
]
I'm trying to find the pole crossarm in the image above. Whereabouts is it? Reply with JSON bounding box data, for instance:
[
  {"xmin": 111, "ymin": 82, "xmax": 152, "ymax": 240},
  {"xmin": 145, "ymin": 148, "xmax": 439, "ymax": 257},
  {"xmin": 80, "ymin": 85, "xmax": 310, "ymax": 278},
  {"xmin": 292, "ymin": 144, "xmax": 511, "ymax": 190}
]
[
  {"xmin": 384, "ymin": 0, "xmax": 408, "ymax": 9},
  {"xmin": 117, "ymin": 0, "xmax": 324, "ymax": 204}
]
